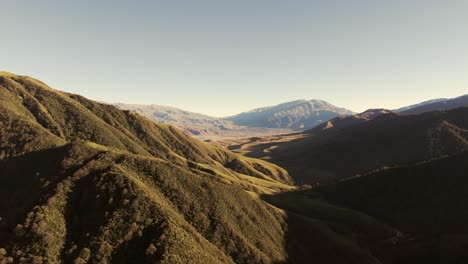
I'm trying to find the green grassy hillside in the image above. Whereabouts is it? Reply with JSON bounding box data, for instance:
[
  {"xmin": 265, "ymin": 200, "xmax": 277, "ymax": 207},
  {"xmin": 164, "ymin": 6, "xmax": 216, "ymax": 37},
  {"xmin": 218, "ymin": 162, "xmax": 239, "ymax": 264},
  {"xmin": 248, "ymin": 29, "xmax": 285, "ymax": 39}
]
[
  {"xmin": 0, "ymin": 143, "xmax": 288, "ymax": 263},
  {"xmin": 0, "ymin": 72, "xmax": 292, "ymax": 190},
  {"xmin": 0, "ymin": 142, "xmax": 394, "ymax": 264},
  {"xmin": 0, "ymin": 72, "xmax": 397, "ymax": 263},
  {"xmin": 0, "ymin": 72, "xmax": 296, "ymax": 263}
]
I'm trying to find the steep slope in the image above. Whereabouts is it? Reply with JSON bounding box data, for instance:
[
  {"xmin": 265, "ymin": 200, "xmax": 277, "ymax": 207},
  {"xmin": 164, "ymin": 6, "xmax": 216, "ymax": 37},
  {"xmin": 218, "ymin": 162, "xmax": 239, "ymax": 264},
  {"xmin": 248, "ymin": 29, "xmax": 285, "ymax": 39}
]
[
  {"xmin": 225, "ymin": 100, "xmax": 354, "ymax": 130},
  {"xmin": 0, "ymin": 73, "xmax": 292, "ymax": 188},
  {"xmin": 0, "ymin": 72, "xmax": 393, "ymax": 263},
  {"xmin": 320, "ymin": 152, "xmax": 468, "ymax": 264},
  {"xmin": 0, "ymin": 142, "xmax": 398, "ymax": 264},
  {"xmin": 0, "ymin": 143, "xmax": 290, "ymax": 263},
  {"xmin": 0, "ymin": 72, "xmax": 295, "ymax": 263},
  {"xmin": 398, "ymin": 94, "xmax": 468, "ymax": 115},
  {"xmin": 235, "ymin": 108, "xmax": 468, "ymax": 184}
]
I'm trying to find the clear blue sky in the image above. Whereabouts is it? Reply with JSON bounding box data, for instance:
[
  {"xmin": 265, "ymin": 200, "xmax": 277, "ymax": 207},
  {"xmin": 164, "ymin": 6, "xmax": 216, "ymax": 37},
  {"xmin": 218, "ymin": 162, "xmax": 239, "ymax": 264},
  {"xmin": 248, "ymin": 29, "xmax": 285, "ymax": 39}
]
[{"xmin": 2, "ymin": 0, "xmax": 468, "ymax": 116}]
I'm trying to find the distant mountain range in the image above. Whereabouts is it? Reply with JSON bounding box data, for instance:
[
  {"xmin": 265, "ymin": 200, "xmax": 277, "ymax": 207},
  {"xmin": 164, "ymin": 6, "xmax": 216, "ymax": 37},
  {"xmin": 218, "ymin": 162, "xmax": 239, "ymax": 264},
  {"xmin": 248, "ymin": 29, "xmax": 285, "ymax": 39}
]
[
  {"xmin": 398, "ymin": 94, "xmax": 468, "ymax": 115},
  {"xmin": 229, "ymin": 107, "xmax": 468, "ymax": 184},
  {"xmin": 393, "ymin": 98, "xmax": 447, "ymax": 112},
  {"xmin": 116, "ymin": 100, "xmax": 355, "ymax": 138},
  {"xmin": 394, "ymin": 94, "xmax": 468, "ymax": 115},
  {"xmin": 116, "ymin": 95, "xmax": 468, "ymax": 139},
  {"xmin": 311, "ymin": 95, "xmax": 468, "ymax": 133},
  {"xmin": 225, "ymin": 99, "xmax": 355, "ymax": 129},
  {"xmin": 113, "ymin": 104, "xmax": 240, "ymax": 138}
]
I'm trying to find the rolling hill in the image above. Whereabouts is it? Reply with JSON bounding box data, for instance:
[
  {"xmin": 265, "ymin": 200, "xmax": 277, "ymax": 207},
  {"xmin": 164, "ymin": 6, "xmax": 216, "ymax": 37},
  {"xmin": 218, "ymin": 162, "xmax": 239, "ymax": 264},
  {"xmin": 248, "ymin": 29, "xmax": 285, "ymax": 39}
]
[
  {"xmin": 0, "ymin": 71, "xmax": 304, "ymax": 263},
  {"xmin": 3, "ymin": 71, "xmax": 468, "ymax": 264},
  {"xmin": 0, "ymin": 72, "xmax": 399, "ymax": 263}
]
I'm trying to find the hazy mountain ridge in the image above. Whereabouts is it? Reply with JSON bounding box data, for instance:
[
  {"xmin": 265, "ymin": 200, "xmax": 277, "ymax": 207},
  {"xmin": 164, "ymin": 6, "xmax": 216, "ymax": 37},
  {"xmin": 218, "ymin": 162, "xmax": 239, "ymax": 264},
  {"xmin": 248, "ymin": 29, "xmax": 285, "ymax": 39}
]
[
  {"xmin": 394, "ymin": 98, "xmax": 447, "ymax": 112},
  {"xmin": 114, "ymin": 104, "xmax": 229, "ymax": 128},
  {"xmin": 225, "ymin": 99, "xmax": 355, "ymax": 130},
  {"xmin": 114, "ymin": 103, "xmax": 297, "ymax": 139},
  {"xmin": 115, "ymin": 95, "xmax": 468, "ymax": 137},
  {"xmin": 115, "ymin": 99, "xmax": 354, "ymax": 138},
  {"xmin": 312, "ymin": 109, "xmax": 395, "ymax": 132},
  {"xmin": 397, "ymin": 94, "xmax": 468, "ymax": 115}
]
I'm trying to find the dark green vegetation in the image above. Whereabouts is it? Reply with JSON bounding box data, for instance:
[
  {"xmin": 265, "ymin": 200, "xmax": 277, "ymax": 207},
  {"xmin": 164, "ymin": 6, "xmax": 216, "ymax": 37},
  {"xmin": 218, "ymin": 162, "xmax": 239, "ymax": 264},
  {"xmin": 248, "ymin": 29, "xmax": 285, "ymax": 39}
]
[
  {"xmin": 0, "ymin": 72, "xmax": 398, "ymax": 263},
  {"xmin": 233, "ymin": 107, "xmax": 468, "ymax": 184},
  {"xmin": 0, "ymin": 72, "xmax": 295, "ymax": 263}
]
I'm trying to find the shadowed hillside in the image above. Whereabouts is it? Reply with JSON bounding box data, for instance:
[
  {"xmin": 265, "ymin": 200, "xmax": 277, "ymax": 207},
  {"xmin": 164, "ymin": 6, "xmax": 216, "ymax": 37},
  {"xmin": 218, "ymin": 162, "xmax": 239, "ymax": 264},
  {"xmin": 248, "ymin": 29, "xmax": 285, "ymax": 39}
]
[
  {"xmin": 260, "ymin": 152, "xmax": 468, "ymax": 264},
  {"xmin": 319, "ymin": 152, "xmax": 468, "ymax": 264},
  {"xmin": 229, "ymin": 108, "xmax": 468, "ymax": 184}
]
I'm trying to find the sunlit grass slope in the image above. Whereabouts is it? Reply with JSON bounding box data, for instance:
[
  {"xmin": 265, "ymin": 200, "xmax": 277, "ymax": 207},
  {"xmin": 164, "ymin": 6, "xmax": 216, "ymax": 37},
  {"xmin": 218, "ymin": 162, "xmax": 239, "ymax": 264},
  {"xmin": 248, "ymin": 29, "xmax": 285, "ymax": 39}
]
[
  {"xmin": 0, "ymin": 72, "xmax": 292, "ymax": 190},
  {"xmin": 0, "ymin": 72, "xmax": 294, "ymax": 263},
  {"xmin": 0, "ymin": 72, "xmax": 415, "ymax": 264}
]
